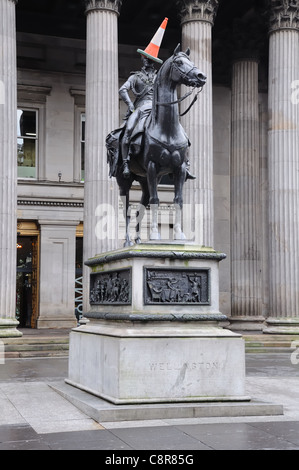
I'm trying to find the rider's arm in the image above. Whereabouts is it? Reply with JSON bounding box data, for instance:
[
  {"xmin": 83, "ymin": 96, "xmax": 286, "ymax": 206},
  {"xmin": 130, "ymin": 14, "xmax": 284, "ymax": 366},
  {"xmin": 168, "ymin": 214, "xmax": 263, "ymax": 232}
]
[{"xmin": 119, "ymin": 76, "xmax": 135, "ymax": 113}]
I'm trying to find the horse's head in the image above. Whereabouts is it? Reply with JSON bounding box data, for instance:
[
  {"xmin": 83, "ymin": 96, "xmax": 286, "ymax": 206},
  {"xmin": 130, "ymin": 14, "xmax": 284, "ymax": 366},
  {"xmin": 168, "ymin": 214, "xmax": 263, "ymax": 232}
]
[{"xmin": 171, "ymin": 44, "xmax": 207, "ymax": 88}]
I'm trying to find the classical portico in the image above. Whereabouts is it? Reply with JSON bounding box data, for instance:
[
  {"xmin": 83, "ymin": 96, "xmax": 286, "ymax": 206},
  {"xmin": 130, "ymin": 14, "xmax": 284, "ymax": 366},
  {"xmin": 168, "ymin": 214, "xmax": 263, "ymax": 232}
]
[{"xmin": 0, "ymin": 0, "xmax": 298, "ymax": 335}]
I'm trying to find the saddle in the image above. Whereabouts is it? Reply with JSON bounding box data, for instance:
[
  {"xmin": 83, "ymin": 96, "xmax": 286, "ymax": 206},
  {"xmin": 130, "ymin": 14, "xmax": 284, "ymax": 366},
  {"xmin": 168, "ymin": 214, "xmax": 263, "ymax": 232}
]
[{"xmin": 106, "ymin": 112, "xmax": 150, "ymax": 178}]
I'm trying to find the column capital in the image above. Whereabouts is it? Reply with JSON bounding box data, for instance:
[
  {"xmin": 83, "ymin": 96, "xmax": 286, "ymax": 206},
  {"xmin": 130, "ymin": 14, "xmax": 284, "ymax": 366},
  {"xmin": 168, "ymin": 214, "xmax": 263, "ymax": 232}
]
[
  {"xmin": 85, "ymin": 0, "xmax": 122, "ymax": 15},
  {"xmin": 177, "ymin": 0, "xmax": 219, "ymax": 26},
  {"xmin": 268, "ymin": 0, "xmax": 299, "ymax": 32}
]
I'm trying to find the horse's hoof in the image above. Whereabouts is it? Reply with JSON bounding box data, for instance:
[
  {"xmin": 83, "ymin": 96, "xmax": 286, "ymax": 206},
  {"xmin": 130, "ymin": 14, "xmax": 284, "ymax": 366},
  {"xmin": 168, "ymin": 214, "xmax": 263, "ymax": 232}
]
[
  {"xmin": 174, "ymin": 230, "xmax": 186, "ymax": 240},
  {"xmin": 123, "ymin": 239, "xmax": 134, "ymax": 247},
  {"xmin": 150, "ymin": 231, "xmax": 161, "ymax": 240},
  {"xmin": 135, "ymin": 237, "xmax": 142, "ymax": 244}
]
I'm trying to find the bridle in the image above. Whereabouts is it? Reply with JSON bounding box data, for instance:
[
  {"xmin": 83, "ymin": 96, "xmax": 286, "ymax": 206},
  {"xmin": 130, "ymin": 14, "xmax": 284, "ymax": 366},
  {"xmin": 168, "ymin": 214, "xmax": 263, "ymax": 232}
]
[
  {"xmin": 171, "ymin": 57, "xmax": 199, "ymax": 83},
  {"xmin": 156, "ymin": 55, "xmax": 204, "ymax": 116}
]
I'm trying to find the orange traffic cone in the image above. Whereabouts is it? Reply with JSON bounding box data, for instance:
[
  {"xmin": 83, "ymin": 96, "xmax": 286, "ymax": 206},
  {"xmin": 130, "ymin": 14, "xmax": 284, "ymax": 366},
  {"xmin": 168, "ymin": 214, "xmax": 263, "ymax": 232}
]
[{"xmin": 137, "ymin": 17, "xmax": 168, "ymax": 64}]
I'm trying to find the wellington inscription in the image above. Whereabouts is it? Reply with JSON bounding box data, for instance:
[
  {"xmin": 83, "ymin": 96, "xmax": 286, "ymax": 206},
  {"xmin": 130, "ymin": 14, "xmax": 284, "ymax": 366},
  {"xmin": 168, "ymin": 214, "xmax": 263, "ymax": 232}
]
[
  {"xmin": 149, "ymin": 361, "xmax": 222, "ymax": 371},
  {"xmin": 144, "ymin": 267, "xmax": 210, "ymax": 305}
]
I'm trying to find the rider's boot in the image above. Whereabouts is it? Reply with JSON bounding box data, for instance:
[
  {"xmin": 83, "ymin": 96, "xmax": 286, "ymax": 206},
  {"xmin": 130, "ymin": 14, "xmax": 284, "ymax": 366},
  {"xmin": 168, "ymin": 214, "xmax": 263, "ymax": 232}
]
[
  {"xmin": 185, "ymin": 169, "xmax": 196, "ymax": 180},
  {"xmin": 123, "ymin": 159, "xmax": 130, "ymax": 178}
]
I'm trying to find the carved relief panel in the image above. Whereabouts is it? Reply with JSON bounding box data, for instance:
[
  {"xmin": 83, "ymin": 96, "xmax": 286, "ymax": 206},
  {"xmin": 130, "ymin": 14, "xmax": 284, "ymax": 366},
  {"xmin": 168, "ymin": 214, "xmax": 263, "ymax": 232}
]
[
  {"xmin": 144, "ymin": 267, "xmax": 210, "ymax": 305},
  {"xmin": 90, "ymin": 269, "xmax": 131, "ymax": 305}
]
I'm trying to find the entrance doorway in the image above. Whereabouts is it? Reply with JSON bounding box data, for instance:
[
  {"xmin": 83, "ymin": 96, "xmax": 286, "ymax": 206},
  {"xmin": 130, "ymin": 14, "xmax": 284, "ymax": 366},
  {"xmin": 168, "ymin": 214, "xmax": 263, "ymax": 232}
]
[{"xmin": 16, "ymin": 222, "xmax": 40, "ymax": 328}]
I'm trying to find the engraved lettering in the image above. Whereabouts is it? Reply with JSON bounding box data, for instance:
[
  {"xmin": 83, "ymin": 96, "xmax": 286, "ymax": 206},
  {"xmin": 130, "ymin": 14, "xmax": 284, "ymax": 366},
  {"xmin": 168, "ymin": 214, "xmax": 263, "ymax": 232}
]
[{"xmin": 148, "ymin": 361, "xmax": 222, "ymax": 371}]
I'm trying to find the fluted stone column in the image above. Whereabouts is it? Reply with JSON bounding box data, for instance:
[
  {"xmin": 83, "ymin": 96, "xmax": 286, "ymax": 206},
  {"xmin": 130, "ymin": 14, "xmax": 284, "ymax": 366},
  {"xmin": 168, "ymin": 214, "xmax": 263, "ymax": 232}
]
[
  {"xmin": 179, "ymin": 0, "xmax": 219, "ymax": 248},
  {"xmin": 230, "ymin": 59, "xmax": 262, "ymax": 328},
  {"xmin": 83, "ymin": 0, "xmax": 121, "ymax": 312},
  {"xmin": 266, "ymin": 0, "xmax": 299, "ymax": 332},
  {"xmin": 0, "ymin": 0, "xmax": 21, "ymax": 337}
]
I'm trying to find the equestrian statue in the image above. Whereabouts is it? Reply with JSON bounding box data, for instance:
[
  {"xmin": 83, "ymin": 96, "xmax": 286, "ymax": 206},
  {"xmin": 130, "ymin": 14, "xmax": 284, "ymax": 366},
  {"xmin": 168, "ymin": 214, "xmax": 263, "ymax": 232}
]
[{"xmin": 106, "ymin": 18, "xmax": 206, "ymax": 246}]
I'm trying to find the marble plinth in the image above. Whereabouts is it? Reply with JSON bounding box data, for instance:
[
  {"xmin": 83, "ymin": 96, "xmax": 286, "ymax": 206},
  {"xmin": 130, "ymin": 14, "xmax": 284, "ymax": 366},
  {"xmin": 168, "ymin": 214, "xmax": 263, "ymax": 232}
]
[
  {"xmin": 67, "ymin": 320, "xmax": 248, "ymax": 404},
  {"xmin": 67, "ymin": 244, "xmax": 248, "ymax": 404}
]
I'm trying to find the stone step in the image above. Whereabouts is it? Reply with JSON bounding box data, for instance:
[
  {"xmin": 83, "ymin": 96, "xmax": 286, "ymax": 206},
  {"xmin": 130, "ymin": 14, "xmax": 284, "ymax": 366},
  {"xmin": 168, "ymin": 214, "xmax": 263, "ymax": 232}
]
[
  {"xmin": 243, "ymin": 334, "xmax": 299, "ymax": 353},
  {"xmin": 4, "ymin": 338, "xmax": 69, "ymax": 347},
  {"xmin": 5, "ymin": 350, "xmax": 69, "ymax": 358},
  {"xmin": 1, "ymin": 331, "xmax": 299, "ymax": 358},
  {"xmin": 5, "ymin": 342, "xmax": 68, "ymax": 353},
  {"xmin": 2, "ymin": 331, "xmax": 70, "ymax": 358}
]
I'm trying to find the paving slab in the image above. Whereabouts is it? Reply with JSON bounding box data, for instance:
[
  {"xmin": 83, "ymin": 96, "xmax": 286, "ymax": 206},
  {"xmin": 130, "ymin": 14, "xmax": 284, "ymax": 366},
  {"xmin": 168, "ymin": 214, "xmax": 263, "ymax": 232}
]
[
  {"xmin": 0, "ymin": 381, "xmax": 103, "ymax": 433},
  {"xmin": 0, "ymin": 352, "xmax": 299, "ymax": 450}
]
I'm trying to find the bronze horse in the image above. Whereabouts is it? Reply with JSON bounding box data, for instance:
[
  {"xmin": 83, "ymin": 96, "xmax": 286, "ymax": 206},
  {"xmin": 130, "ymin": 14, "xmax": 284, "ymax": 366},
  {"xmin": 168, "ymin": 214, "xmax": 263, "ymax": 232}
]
[{"xmin": 106, "ymin": 45, "xmax": 206, "ymax": 246}]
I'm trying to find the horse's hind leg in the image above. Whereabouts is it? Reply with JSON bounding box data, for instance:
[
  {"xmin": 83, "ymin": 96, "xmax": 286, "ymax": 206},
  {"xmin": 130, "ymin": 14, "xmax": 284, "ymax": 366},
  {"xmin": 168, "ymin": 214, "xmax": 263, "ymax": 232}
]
[
  {"xmin": 147, "ymin": 161, "xmax": 161, "ymax": 240},
  {"xmin": 119, "ymin": 190, "xmax": 133, "ymax": 247},
  {"xmin": 173, "ymin": 159, "xmax": 187, "ymax": 240},
  {"xmin": 174, "ymin": 204, "xmax": 186, "ymax": 240},
  {"xmin": 135, "ymin": 180, "xmax": 149, "ymax": 244}
]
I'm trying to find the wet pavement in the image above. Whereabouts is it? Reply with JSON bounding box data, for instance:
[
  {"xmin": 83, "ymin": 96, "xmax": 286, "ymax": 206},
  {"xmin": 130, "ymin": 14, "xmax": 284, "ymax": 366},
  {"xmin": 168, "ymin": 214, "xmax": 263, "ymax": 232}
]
[{"xmin": 1, "ymin": 353, "xmax": 299, "ymax": 450}]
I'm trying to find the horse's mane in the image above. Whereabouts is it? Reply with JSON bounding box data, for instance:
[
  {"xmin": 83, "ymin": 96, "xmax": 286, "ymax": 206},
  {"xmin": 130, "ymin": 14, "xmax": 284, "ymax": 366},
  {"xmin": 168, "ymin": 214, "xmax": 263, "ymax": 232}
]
[
  {"xmin": 152, "ymin": 51, "xmax": 189, "ymax": 121},
  {"xmin": 154, "ymin": 50, "xmax": 190, "ymax": 94},
  {"xmin": 156, "ymin": 50, "xmax": 190, "ymax": 78}
]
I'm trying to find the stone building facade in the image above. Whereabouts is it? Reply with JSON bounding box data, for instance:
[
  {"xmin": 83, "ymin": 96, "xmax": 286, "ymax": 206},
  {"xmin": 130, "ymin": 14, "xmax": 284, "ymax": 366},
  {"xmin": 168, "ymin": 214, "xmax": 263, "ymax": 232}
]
[{"xmin": 0, "ymin": 0, "xmax": 298, "ymax": 335}]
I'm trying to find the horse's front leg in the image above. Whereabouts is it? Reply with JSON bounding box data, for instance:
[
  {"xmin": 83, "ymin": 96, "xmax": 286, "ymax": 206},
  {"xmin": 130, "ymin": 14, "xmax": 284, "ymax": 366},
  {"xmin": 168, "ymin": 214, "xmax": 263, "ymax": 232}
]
[
  {"xmin": 147, "ymin": 161, "xmax": 161, "ymax": 240},
  {"xmin": 173, "ymin": 158, "xmax": 187, "ymax": 240},
  {"xmin": 120, "ymin": 192, "xmax": 134, "ymax": 247},
  {"xmin": 135, "ymin": 179, "xmax": 150, "ymax": 244},
  {"xmin": 173, "ymin": 204, "xmax": 186, "ymax": 240}
]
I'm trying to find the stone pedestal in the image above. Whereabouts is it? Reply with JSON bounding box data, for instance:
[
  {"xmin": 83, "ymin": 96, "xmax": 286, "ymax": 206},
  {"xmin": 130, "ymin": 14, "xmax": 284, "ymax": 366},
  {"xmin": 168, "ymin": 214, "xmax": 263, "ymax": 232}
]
[
  {"xmin": 67, "ymin": 320, "xmax": 247, "ymax": 404},
  {"xmin": 67, "ymin": 244, "xmax": 248, "ymax": 404}
]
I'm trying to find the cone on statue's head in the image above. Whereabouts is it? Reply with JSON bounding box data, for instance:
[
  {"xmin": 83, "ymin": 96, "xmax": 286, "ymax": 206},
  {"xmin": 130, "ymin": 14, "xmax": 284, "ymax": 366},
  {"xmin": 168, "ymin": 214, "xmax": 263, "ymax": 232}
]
[{"xmin": 137, "ymin": 17, "xmax": 168, "ymax": 64}]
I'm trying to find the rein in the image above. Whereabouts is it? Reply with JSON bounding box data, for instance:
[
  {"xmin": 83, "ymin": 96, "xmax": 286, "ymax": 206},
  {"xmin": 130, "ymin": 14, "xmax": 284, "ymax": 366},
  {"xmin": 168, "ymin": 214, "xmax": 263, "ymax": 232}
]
[
  {"xmin": 180, "ymin": 87, "xmax": 203, "ymax": 117},
  {"xmin": 155, "ymin": 58, "xmax": 203, "ymax": 116},
  {"xmin": 156, "ymin": 86, "xmax": 203, "ymax": 117}
]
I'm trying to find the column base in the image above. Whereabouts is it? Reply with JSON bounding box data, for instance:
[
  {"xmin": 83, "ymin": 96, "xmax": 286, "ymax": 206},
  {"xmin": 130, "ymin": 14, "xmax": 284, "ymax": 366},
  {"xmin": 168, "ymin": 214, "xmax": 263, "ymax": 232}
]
[
  {"xmin": 36, "ymin": 317, "xmax": 77, "ymax": 329},
  {"xmin": 0, "ymin": 318, "xmax": 22, "ymax": 338},
  {"xmin": 228, "ymin": 316, "xmax": 265, "ymax": 332},
  {"xmin": 263, "ymin": 317, "xmax": 299, "ymax": 335}
]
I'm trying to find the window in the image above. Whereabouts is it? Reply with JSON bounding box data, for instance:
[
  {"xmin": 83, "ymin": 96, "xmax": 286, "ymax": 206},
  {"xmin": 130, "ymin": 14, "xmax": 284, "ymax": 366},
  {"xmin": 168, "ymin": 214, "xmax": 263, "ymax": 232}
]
[
  {"xmin": 80, "ymin": 113, "xmax": 85, "ymax": 181},
  {"xmin": 70, "ymin": 88, "xmax": 85, "ymax": 183},
  {"xmin": 17, "ymin": 109, "xmax": 38, "ymax": 179}
]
